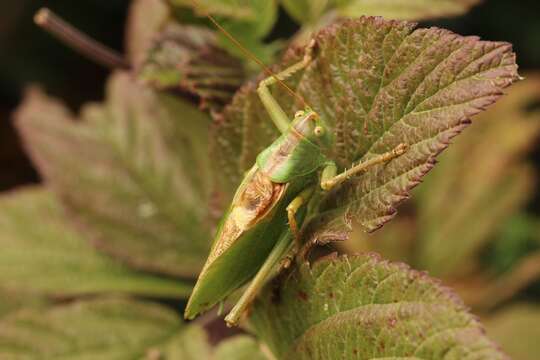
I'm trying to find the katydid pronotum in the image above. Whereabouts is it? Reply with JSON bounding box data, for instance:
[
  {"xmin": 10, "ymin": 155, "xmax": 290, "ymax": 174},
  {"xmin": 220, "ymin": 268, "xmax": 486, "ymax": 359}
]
[{"xmin": 185, "ymin": 2, "xmax": 408, "ymax": 327}]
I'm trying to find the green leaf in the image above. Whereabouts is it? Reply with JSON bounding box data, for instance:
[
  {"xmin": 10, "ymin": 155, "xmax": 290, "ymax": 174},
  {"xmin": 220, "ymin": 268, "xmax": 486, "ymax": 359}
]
[
  {"xmin": 170, "ymin": 0, "xmax": 276, "ymax": 37},
  {"xmin": 0, "ymin": 291, "xmax": 47, "ymax": 319},
  {"xmin": 282, "ymin": 0, "xmax": 482, "ymax": 24},
  {"xmin": 139, "ymin": 23, "xmax": 246, "ymax": 111},
  {"xmin": 280, "ymin": 0, "xmax": 333, "ymax": 25},
  {"xmin": 126, "ymin": 0, "xmax": 170, "ymax": 67},
  {"xmin": 0, "ymin": 187, "xmax": 192, "ymax": 298},
  {"xmin": 214, "ymin": 336, "xmax": 268, "ymax": 360},
  {"xmin": 0, "ymin": 299, "xmax": 265, "ymax": 360},
  {"xmin": 212, "ymin": 17, "xmax": 519, "ymax": 242},
  {"xmin": 0, "ymin": 297, "xmax": 266, "ymax": 359},
  {"xmin": 336, "ymin": 0, "xmax": 482, "ymax": 21},
  {"xmin": 251, "ymin": 254, "xmax": 507, "ymax": 359},
  {"xmin": 15, "ymin": 72, "xmax": 212, "ymax": 278},
  {"xmin": 0, "ymin": 298, "xmax": 186, "ymax": 359},
  {"xmin": 485, "ymin": 303, "xmax": 540, "ymax": 360},
  {"xmin": 170, "ymin": 0, "xmax": 279, "ymax": 63}
]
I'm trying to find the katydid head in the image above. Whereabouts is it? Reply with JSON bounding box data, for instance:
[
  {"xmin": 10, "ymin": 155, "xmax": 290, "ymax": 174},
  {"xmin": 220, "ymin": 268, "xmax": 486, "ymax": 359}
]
[{"xmin": 292, "ymin": 108, "xmax": 333, "ymax": 150}]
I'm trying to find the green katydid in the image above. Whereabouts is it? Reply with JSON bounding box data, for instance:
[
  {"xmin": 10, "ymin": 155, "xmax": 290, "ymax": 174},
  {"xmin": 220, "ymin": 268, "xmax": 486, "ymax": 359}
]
[{"xmin": 184, "ymin": 2, "xmax": 408, "ymax": 327}]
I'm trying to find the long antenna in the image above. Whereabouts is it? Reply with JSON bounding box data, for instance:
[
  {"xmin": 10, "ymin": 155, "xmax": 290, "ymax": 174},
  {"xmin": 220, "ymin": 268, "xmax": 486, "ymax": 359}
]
[
  {"xmin": 34, "ymin": 8, "xmax": 129, "ymax": 69},
  {"xmin": 189, "ymin": 0, "xmax": 308, "ymax": 108}
]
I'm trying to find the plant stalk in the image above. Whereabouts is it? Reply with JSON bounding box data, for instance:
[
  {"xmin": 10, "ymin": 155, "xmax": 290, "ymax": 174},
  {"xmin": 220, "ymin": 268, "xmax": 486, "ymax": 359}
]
[{"xmin": 34, "ymin": 8, "xmax": 129, "ymax": 69}]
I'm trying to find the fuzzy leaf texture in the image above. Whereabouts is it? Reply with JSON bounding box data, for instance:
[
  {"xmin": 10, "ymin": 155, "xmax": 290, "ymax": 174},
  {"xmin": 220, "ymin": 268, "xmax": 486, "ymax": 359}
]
[
  {"xmin": 0, "ymin": 298, "xmax": 266, "ymax": 359},
  {"xmin": 139, "ymin": 23, "xmax": 246, "ymax": 111},
  {"xmin": 251, "ymin": 254, "xmax": 507, "ymax": 359},
  {"xmin": 212, "ymin": 17, "xmax": 519, "ymax": 244},
  {"xmin": 0, "ymin": 187, "xmax": 192, "ymax": 298},
  {"xmin": 282, "ymin": 0, "xmax": 482, "ymax": 24},
  {"xmin": 15, "ymin": 73, "xmax": 212, "ymax": 277}
]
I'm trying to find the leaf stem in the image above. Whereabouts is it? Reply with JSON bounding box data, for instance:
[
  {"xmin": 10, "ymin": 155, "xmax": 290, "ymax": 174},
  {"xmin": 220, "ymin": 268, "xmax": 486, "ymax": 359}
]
[{"xmin": 34, "ymin": 8, "xmax": 130, "ymax": 69}]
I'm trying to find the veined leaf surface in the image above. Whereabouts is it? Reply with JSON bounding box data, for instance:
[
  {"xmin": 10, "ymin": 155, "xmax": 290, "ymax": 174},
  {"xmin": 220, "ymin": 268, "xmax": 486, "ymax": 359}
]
[
  {"xmin": 212, "ymin": 17, "xmax": 519, "ymax": 244},
  {"xmin": 346, "ymin": 76, "xmax": 540, "ymax": 280},
  {"xmin": 16, "ymin": 73, "xmax": 212, "ymax": 277},
  {"xmin": 251, "ymin": 254, "xmax": 507, "ymax": 359},
  {"xmin": 0, "ymin": 187, "xmax": 192, "ymax": 298}
]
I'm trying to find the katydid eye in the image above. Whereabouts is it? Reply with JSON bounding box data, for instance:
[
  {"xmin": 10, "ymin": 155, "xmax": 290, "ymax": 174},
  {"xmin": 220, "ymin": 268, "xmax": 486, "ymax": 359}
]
[
  {"xmin": 295, "ymin": 111, "xmax": 305, "ymax": 118},
  {"xmin": 314, "ymin": 126, "xmax": 325, "ymax": 136}
]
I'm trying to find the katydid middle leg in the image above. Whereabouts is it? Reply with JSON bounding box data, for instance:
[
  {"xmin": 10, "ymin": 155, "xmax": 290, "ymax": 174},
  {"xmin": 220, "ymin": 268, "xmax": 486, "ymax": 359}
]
[
  {"xmin": 286, "ymin": 185, "xmax": 316, "ymax": 241},
  {"xmin": 257, "ymin": 40, "xmax": 316, "ymax": 134}
]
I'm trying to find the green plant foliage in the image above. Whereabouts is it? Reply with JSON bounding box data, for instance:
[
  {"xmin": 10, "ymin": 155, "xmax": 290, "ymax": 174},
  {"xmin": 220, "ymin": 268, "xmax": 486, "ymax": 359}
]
[
  {"xmin": 485, "ymin": 214, "xmax": 540, "ymax": 275},
  {"xmin": 251, "ymin": 254, "xmax": 506, "ymax": 359},
  {"xmin": 485, "ymin": 303, "xmax": 540, "ymax": 360},
  {"xmin": 214, "ymin": 336, "xmax": 268, "ymax": 360},
  {"xmin": 1, "ymin": 0, "xmax": 529, "ymax": 356},
  {"xmin": 0, "ymin": 187, "xmax": 192, "ymax": 298},
  {"xmin": 170, "ymin": 0, "xmax": 278, "ymax": 63},
  {"xmin": 212, "ymin": 17, "xmax": 518, "ymax": 245},
  {"xmin": 139, "ymin": 23, "xmax": 246, "ymax": 110},
  {"xmin": 171, "ymin": 0, "xmax": 275, "ymax": 33},
  {"xmin": 0, "ymin": 291, "xmax": 47, "ymax": 320},
  {"xmin": 15, "ymin": 73, "xmax": 212, "ymax": 278},
  {"xmin": 0, "ymin": 297, "xmax": 265, "ymax": 359},
  {"xmin": 282, "ymin": 0, "xmax": 482, "ymax": 24}
]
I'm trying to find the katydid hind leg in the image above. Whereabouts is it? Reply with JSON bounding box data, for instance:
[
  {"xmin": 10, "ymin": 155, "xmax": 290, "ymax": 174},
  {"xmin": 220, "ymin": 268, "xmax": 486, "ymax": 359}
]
[{"xmin": 224, "ymin": 230, "xmax": 293, "ymax": 327}]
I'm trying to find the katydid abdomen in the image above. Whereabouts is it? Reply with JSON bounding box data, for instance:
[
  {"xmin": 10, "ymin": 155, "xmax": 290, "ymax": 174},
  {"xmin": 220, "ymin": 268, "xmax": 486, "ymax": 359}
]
[{"xmin": 185, "ymin": 164, "xmax": 314, "ymax": 320}]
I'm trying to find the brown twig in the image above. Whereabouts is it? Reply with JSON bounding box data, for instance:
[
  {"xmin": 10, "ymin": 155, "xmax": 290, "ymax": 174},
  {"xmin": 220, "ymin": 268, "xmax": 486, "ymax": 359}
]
[{"xmin": 34, "ymin": 8, "xmax": 130, "ymax": 69}]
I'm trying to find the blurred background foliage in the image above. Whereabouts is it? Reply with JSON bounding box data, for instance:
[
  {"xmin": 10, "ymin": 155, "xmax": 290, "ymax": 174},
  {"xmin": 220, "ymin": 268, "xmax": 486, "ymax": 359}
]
[
  {"xmin": 1, "ymin": 0, "xmax": 540, "ymax": 358},
  {"xmin": 2, "ymin": 0, "xmax": 540, "ymax": 187}
]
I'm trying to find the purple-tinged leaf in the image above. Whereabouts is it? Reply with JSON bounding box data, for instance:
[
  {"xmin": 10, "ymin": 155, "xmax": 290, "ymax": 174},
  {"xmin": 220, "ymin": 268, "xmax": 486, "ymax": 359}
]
[
  {"xmin": 15, "ymin": 73, "xmax": 212, "ymax": 277},
  {"xmin": 251, "ymin": 253, "xmax": 508, "ymax": 359}
]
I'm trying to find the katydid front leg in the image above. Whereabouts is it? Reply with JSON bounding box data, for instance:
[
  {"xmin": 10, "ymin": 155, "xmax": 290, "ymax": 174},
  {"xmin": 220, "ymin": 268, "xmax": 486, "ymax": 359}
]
[
  {"xmin": 257, "ymin": 40, "xmax": 316, "ymax": 134},
  {"xmin": 321, "ymin": 143, "xmax": 409, "ymax": 191}
]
